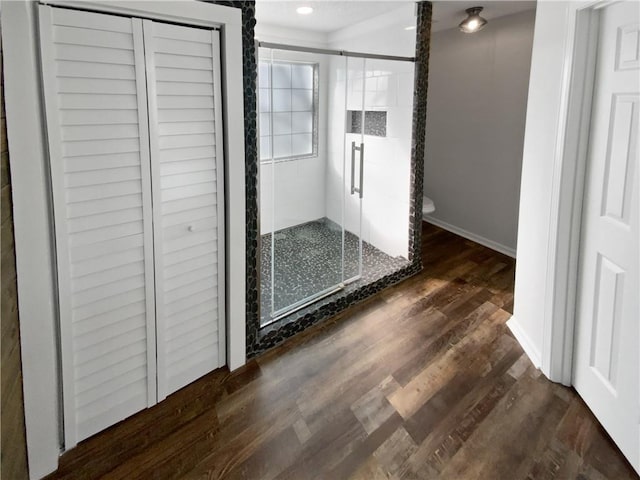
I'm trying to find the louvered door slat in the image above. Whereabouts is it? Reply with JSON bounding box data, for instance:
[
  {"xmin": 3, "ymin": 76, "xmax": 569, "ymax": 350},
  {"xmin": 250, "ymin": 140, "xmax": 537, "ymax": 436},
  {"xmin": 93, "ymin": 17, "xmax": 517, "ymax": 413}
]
[
  {"xmin": 70, "ymin": 234, "xmax": 144, "ymax": 263},
  {"xmin": 145, "ymin": 20, "xmax": 225, "ymax": 400},
  {"xmin": 65, "ymin": 167, "xmax": 142, "ymax": 188},
  {"xmin": 73, "ymin": 302, "xmax": 146, "ymax": 337},
  {"xmin": 61, "ymin": 110, "xmax": 140, "ymax": 126},
  {"xmin": 155, "ymin": 67, "xmax": 213, "ymax": 84},
  {"xmin": 163, "ymin": 242, "xmax": 216, "ymax": 269},
  {"xmin": 39, "ymin": 5, "xmax": 157, "ymax": 447},
  {"xmin": 74, "ymin": 352, "xmax": 147, "ymax": 393},
  {"xmin": 160, "ymin": 158, "xmax": 216, "ymax": 176},
  {"xmin": 164, "ymin": 289, "xmax": 217, "ymax": 319},
  {"xmin": 55, "ymin": 44, "xmax": 136, "ymax": 65},
  {"xmin": 58, "ymin": 78, "xmax": 138, "ymax": 95},
  {"xmin": 156, "ymin": 83, "xmax": 214, "ymax": 97},
  {"xmin": 158, "ymin": 145, "xmax": 216, "ymax": 162},
  {"xmin": 63, "ymin": 124, "xmax": 140, "ymax": 142},
  {"xmin": 65, "ymin": 153, "xmax": 142, "ymax": 173},
  {"xmin": 57, "ymin": 61, "xmax": 137, "ymax": 80},
  {"xmin": 55, "ymin": 25, "xmax": 134, "ymax": 50}
]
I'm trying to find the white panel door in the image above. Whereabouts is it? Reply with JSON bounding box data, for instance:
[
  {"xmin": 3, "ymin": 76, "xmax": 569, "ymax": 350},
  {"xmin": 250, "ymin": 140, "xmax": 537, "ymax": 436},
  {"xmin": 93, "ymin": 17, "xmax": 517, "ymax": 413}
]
[
  {"xmin": 573, "ymin": 1, "xmax": 639, "ymax": 473},
  {"xmin": 143, "ymin": 20, "xmax": 226, "ymax": 399},
  {"xmin": 38, "ymin": 6, "xmax": 157, "ymax": 447}
]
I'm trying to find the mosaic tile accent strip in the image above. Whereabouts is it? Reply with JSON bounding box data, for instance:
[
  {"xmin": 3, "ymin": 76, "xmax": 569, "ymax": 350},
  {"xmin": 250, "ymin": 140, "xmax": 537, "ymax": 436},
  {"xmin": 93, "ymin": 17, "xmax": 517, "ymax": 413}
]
[
  {"xmin": 409, "ymin": 1, "xmax": 432, "ymax": 264},
  {"xmin": 208, "ymin": 0, "xmax": 432, "ymax": 358},
  {"xmin": 260, "ymin": 219, "xmax": 408, "ymax": 325},
  {"xmin": 348, "ymin": 110, "xmax": 388, "ymax": 137},
  {"xmin": 207, "ymin": 0, "xmax": 261, "ymax": 354}
]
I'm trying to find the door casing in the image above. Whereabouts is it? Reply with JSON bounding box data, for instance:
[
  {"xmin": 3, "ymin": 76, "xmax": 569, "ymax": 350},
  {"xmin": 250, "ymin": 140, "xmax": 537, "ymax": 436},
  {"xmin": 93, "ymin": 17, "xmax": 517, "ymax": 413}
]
[
  {"xmin": 1, "ymin": 1, "xmax": 246, "ymax": 478},
  {"xmin": 531, "ymin": 0, "xmax": 627, "ymax": 386}
]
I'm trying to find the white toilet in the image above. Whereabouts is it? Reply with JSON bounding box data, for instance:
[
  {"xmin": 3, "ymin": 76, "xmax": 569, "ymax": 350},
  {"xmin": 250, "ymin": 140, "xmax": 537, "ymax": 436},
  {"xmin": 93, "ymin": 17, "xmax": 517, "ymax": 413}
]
[{"xmin": 422, "ymin": 196, "xmax": 435, "ymax": 217}]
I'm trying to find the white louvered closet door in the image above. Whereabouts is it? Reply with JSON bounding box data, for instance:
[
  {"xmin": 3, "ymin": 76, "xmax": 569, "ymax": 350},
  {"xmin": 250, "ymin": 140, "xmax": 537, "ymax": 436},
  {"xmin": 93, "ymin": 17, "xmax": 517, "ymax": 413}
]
[
  {"xmin": 38, "ymin": 6, "xmax": 157, "ymax": 446},
  {"xmin": 143, "ymin": 21, "xmax": 226, "ymax": 399}
]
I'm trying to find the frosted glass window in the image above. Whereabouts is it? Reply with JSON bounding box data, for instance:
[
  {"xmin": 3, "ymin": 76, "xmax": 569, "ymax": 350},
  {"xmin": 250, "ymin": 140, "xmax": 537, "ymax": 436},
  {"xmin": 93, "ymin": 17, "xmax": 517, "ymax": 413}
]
[
  {"xmin": 258, "ymin": 60, "xmax": 317, "ymax": 161},
  {"xmin": 272, "ymin": 112, "xmax": 292, "ymax": 135},
  {"xmin": 272, "ymin": 64, "xmax": 292, "ymax": 88},
  {"xmin": 291, "ymin": 112, "xmax": 313, "ymax": 134},
  {"xmin": 292, "ymin": 133, "xmax": 312, "ymax": 156},
  {"xmin": 258, "ymin": 63, "xmax": 270, "ymax": 88},
  {"xmin": 292, "ymin": 64, "xmax": 313, "ymax": 88},
  {"xmin": 273, "ymin": 135, "xmax": 292, "ymax": 158},
  {"xmin": 272, "ymin": 89, "xmax": 292, "ymax": 112},
  {"xmin": 260, "ymin": 113, "xmax": 271, "ymax": 136},
  {"xmin": 260, "ymin": 136, "xmax": 271, "ymax": 161},
  {"xmin": 291, "ymin": 89, "xmax": 312, "ymax": 111}
]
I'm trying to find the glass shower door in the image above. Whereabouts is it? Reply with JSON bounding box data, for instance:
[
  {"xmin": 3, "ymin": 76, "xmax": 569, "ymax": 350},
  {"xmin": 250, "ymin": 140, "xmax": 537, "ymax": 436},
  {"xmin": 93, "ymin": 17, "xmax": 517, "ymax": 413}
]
[
  {"xmin": 343, "ymin": 57, "xmax": 365, "ymax": 283},
  {"xmin": 260, "ymin": 48, "xmax": 351, "ymax": 320}
]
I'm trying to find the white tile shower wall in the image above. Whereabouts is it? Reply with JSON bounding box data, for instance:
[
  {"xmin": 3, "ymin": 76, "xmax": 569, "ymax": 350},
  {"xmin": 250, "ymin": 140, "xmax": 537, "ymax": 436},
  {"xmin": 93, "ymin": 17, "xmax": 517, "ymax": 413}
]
[
  {"xmin": 325, "ymin": 8, "xmax": 416, "ymax": 259},
  {"xmin": 258, "ymin": 43, "xmax": 330, "ymax": 234},
  {"xmin": 260, "ymin": 157, "xmax": 326, "ymax": 234}
]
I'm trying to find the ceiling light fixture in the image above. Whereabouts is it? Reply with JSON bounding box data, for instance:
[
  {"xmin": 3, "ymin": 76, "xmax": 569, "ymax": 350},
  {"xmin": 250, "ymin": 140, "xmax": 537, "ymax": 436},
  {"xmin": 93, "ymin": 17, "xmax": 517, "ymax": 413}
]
[
  {"xmin": 296, "ymin": 6, "xmax": 313, "ymax": 15},
  {"xmin": 459, "ymin": 6, "xmax": 487, "ymax": 33},
  {"xmin": 404, "ymin": 25, "xmax": 416, "ymax": 31}
]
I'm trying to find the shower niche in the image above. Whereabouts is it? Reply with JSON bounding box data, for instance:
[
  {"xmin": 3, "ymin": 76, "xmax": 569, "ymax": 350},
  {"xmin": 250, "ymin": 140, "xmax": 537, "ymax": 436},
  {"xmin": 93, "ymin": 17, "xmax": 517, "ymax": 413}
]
[
  {"xmin": 258, "ymin": 45, "xmax": 415, "ymax": 326},
  {"xmin": 347, "ymin": 110, "xmax": 388, "ymax": 137}
]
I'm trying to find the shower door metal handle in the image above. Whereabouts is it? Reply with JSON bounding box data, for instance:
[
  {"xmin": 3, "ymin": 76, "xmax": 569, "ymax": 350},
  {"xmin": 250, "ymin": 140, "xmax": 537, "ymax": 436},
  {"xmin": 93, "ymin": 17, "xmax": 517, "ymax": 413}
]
[
  {"xmin": 358, "ymin": 143, "xmax": 364, "ymax": 199},
  {"xmin": 351, "ymin": 141, "xmax": 364, "ymax": 199},
  {"xmin": 351, "ymin": 141, "xmax": 357, "ymax": 195}
]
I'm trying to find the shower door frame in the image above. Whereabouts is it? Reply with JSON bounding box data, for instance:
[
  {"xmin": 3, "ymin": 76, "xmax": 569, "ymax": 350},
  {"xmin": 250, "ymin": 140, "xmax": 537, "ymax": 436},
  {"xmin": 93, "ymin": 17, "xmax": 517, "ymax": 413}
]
[{"xmin": 257, "ymin": 41, "xmax": 417, "ymax": 324}]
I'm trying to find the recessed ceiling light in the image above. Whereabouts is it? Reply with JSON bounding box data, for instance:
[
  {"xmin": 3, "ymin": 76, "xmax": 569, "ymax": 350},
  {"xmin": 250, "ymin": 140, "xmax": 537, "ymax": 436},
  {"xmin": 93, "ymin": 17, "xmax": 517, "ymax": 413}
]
[
  {"xmin": 404, "ymin": 25, "xmax": 416, "ymax": 31},
  {"xmin": 296, "ymin": 6, "xmax": 313, "ymax": 15}
]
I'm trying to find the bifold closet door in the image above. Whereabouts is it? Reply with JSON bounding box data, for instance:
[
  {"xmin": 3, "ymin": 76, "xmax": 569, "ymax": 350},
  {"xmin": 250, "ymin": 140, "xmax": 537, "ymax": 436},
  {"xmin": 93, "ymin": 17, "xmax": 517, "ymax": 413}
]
[
  {"xmin": 143, "ymin": 21, "xmax": 226, "ymax": 400},
  {"xmin": 38, "ymin": 6, "xmax": 157, "ymax": 447}
]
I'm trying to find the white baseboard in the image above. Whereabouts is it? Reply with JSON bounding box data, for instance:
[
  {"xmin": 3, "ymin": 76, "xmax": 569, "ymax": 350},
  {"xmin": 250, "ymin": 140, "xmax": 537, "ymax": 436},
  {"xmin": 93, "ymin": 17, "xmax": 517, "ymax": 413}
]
[
  {"xmin": 506, "ymin": 316, "xmax": 542, "ymax": 368},
  {"xmin": 423, "ymin": 216, "xmax": 517, "ymax": 258}
]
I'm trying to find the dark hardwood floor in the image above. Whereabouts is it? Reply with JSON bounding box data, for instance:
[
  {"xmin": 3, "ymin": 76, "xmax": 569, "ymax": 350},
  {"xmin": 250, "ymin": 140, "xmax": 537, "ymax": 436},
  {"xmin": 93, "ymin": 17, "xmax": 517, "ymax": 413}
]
[{"xmin": 47, "ymin": 223, "xmax": 638, "ymax": 480}]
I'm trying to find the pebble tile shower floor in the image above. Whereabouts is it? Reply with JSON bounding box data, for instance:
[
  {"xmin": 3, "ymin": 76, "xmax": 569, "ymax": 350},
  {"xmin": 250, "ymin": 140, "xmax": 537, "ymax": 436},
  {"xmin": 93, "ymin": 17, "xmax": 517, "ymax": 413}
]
[{"xmin": 260, "ymin": 218, "xmax": 408, "ymax": 325}]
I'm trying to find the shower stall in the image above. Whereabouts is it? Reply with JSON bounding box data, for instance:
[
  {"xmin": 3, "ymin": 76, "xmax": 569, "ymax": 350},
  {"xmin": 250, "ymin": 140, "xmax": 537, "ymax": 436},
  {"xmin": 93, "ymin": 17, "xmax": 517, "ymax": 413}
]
[{"xmin": 258, "ymin": 43, "xmax": 415, "ymax": 326}]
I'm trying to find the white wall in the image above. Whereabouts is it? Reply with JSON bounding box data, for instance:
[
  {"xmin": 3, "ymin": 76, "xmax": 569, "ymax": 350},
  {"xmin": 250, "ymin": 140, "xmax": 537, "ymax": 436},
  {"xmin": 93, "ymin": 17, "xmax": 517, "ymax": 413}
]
[
  {"xmin": 510, "ymin": 1, "xmax": 574, "ymax": 371},
  {"xmin": 423, "ymin": 9, "xmax": 536, "ymax": 256},
  {"xmin": 325, "ymin": 5, "xmax": 416, "ymax": 258},
  {"xmin": 255, "ymin": 25, "xmax": 329, "ymax": 234},
  {"xmin": 328, "ymin": 3, "xmax": 416, "ymax": 58}
]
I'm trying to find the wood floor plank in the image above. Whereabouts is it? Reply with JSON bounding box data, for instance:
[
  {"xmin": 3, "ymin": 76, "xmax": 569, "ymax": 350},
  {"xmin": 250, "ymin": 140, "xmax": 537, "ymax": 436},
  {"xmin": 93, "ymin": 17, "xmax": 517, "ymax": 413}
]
[
  {"xmin": 295, "ymin": 309, "xmax": 449, "ymax": 432},
  {"xmin": 185, "ymin": 403, "xmax": 301, "ymax": 480},
  {"xmin": 387, "ymin": 308, "xmax": 511, "ymax": 419},
  {"xmin": 351, "ymin": 375, "xmax": 401, "ymax": 435},
  {"xmin": 275, "ymin": 408, "xmax": 366, "ymax": 480},
  {"xmin": 327, "ymin": 412, "xmax": 404, "ymax": 480},
  {"xmin": 103, "ymin": 407, "xmax": 222, "ymax": 480},
  {"xmin": 372, "ymin": 426, "xmax": 418, "ymax": 478},
  {"xmin": 186, "ymin": 425, "xmax": 302, "ymax": 480},
  {"xmin": 436, "ymin": 373, "xmax": 569, "ymax": 480},
  {"xmin": 348, "ymin": 457, "xmax": 393, "ymax": 480},
  {"xmin": 392, "ymin": 300, "xmax": 500, "ymax": 386},
  {"xmin": 402, "ymin": 335, "xmax": 522, "ymax": 446},
  {"xmin": 45, "ymin": 223, "xmax": 635, "ymax": 480}
]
